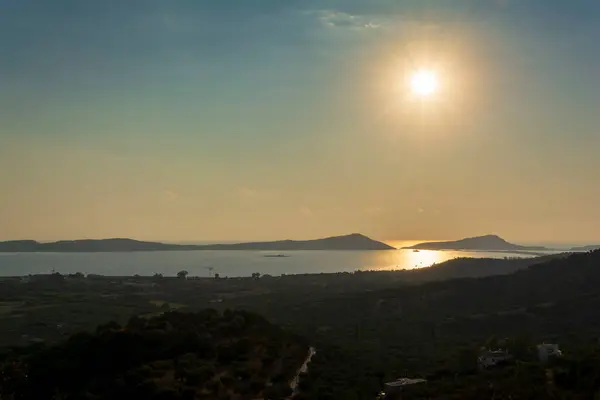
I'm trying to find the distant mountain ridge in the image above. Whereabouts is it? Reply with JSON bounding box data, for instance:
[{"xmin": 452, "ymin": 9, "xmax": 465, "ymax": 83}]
[
  {"xmin": 570, "ymin": 244, "xmax": 600, "ymax": 252},
  {"xmin": 0, "ymin": 233, "xmax": 395, "ymax": 252},
  {"xmin": 403, "ymin": 234, "xmax": 548, "ymax": 251}
]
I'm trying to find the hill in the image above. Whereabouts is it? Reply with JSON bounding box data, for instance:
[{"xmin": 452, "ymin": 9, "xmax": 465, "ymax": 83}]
[
  {"xmin": 0, "ymin": 310, "xmax": 309, "ymax": 400},
  {"xmin": 385, "ymin": 252, "xmax": 568, "ymax": 282},
  {"xmin": 571, "ymin": 244, "xmax": 600, "ymax": 251},
  {"xmin": 218, "ymin": 249, "xmax": 600, "ymax": 398},
  {"xmin": 198, "ymin": 233, "xmax": 394, "ymax": 251},
  {"xmin": 403, "ymin": 234, "xmax": 547, "ymax": 251},
  {"xmin": 0, "ymin": 233, "xmax": 394, "ymax": 252},
  {"xmin": 0, "ymin": 254, "xmax": 569, "ymax": 351},
  {"xmin": 0, "ymin": 239, "xmax": 182, "ymax": 252},
  {"xmin": 1, "ymin": 251, "xmax": 600, "ymax": 398}
]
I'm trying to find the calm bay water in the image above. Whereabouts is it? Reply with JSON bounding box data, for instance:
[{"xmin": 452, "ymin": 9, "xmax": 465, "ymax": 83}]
[{"xmin": 0, "ymin": 242, "xmax": 557, "ymax": 277}]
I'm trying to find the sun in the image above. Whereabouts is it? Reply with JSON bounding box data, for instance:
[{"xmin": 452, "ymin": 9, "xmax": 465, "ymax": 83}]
[{"xmin": 409, "ymin": 69, "xmax": 439, "ymax": 97}]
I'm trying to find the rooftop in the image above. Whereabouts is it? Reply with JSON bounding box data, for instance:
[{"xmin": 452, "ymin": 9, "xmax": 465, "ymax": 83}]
[{"xmin": 384, "ymin": 378, "xmax": 427, "ymax": 387}]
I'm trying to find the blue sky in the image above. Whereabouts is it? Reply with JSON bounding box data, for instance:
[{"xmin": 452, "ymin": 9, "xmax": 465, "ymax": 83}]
[{"xmin": 1, "ymin": 0, "xmax": 600, "ymax": 242}]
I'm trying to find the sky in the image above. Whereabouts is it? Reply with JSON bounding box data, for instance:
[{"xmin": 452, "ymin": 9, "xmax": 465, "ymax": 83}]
[{"xmin": 1, "ymin": 0, "xmax": 600, "ymax": 243}]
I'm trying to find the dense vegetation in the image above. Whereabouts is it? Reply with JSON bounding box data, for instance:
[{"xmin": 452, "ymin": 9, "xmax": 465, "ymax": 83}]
[
  {"xmin": 0, "ymin": 310, "xmax": 308, "ymax": 399},
  {"xmin": 2, "ymin": 251, "xmax": 600, "ymax": 398},
  {"xmin": 379, "ymin": 349, "xmax": 600, "ymax": 399},
  {"xmin": 284, "ymin": 250, "xmax": 600, "ymax": 398},
  {"xmin": 0, "ymin": 254, "xmax": 562, "ymax": 349}
]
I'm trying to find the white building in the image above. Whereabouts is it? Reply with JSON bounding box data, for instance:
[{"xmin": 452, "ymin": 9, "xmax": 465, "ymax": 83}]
[
  {"xmin": 537, "ymin": 343, "xmax": 562, "ymax": 362},
  {"xmin": 382, "ymin": 378, "xmax": 427, "ymax": 396}
]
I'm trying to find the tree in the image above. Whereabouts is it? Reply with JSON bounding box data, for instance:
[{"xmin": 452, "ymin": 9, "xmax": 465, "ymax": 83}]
[
  {"xmin": 96, "ymin": 321, "xmax": 121, "ymax": 335},
  {"xmin": 50, "ymin": 271, "xmax": 64, "ymax": 281},
  {"xmin": 507, "ymin": 335, "xmax": 535, "ymax": 361},
  {"xmin": 0, "ymin": 309, "xmax": 313, "ymax": 400},
  {"xmin": 265, "ymin": 383, "xmax": 293, "ymax": 399},
  {"xmin": 485, "ymin": 335, "xmax": 501, "ymax": 350},
  {"xmin": 374, "ymin": 370, "xmax": 385, "ymax": 390},
  {"xmin": 457, "ymin": 347, "xmax": 479, "ymax": 374},
  {"xmin": 177, "ymin": 270, "xmax": 189, "ymax": 279},
  {"xmin": 126, "ymin": 315, "xmax": 147, "ymax": 331}
]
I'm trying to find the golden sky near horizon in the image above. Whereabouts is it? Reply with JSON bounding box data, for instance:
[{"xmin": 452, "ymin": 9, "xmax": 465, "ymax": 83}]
[{"xmin": 2, "ymin": 1, "xmax": 600, "ymax": 243}]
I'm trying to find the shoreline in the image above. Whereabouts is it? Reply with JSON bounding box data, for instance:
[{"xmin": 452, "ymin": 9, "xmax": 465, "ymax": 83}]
[{"xmin": 0, "ymin": 252, "xmax": 571, "ymax": 279}]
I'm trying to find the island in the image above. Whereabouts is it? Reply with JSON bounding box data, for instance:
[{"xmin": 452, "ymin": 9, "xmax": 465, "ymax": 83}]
[
  {"xmin": 403, "ymin": 234, "xmax": 548, "ymax": 251},
  {"xmin": 0, "ymin": 233, "xmax": 395, "ymax": 253},
  {"xmin": 570, "ymin": 244, "xmax": 600, "ymax": 252}
]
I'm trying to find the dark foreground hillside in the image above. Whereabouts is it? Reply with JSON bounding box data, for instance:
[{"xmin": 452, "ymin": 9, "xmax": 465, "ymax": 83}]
[
  {"xmin": 1, "ymin": 252, "xmax": 600, "ymax": 399},
  {"xmin": 0, "ymin": 310, "xmax": 308, "ymax": 400},
  {"xmin": 226, "ymin": 250, "xmax": 600, "ymax": 398}
]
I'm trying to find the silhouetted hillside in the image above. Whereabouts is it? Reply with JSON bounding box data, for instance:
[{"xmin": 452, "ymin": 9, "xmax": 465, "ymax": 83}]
[
  {"xmin": 0, "ymin": 310, "xmax": 308, "ymax": 400},
  {"xmin": 1, "ymin": 251, "xmax": 600, "ymax": 399},
  {"xmin": 404, "ymin": 234, "xmax": 547, "ymax": 251},
  {"xmin": 198, "ymin": 233, "xmax": 394, "ymax": 251},
  {"xmin": 571, "ymin": 244, "xmax": 600, "ymax": 251},
  {"xmin": 392, "ymin": 252, "xmax": 568, "ymax": 282},
  {"xmin": 0, "ymin": 239, "xmax": 183, "ymax": 252},
  {"xmin": 0, "ymin": 233, "xmax": 394, "ymax": 252},
  {"xmin": 233, "ymin": 250, "xmax": 600, "ymax": 398}
]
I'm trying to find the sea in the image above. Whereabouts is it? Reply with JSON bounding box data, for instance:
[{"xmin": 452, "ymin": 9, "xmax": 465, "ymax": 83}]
[{"xmin": 0, "ymin": 240, "xmax": 567, "ymax": 278}]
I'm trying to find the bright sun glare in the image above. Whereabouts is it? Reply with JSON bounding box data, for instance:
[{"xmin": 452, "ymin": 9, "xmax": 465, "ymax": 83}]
[{"xmin": 409, "ymin": 69, "xmax": 439, "ymax": 97}]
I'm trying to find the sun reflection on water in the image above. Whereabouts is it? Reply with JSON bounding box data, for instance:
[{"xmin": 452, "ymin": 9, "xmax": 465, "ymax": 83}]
[
  {"xmin": 365, "ymin": 249, "xmax": 448, "ymax": 271},
  {"xmin": 364, "ymin": 240, "xmax": 454, "ymax": 271},
  {"xmin": 364, "ymin": 239, "xmax": 547, "ymax": 272},
  {"xmin": 406, "ymin": 249, "xmax": 444, "ymax": 269}
]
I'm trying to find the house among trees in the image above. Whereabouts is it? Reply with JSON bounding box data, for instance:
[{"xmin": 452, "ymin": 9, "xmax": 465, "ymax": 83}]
[
  {"xmin": 478, "ymin": 349, "xmax": 513, "ymax": 368},
  {"xmin": 378, "ymin": 377, "xmax": 427, "ymax": 398},
  {"xmin": 478, "ymin": 342, "xmax": 563, "ymax": 368},
  {"xmin": 537, "ymin": 343, "xmax": 562, "ymax": 362}
]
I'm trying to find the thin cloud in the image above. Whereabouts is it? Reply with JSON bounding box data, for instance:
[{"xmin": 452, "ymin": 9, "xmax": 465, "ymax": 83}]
[
  {"xmin": 162, "ymin": 190, "xmax": 179, "ymax": 201},
  {"xmin": 299, "ymin": 206, "xmax": 375, "ymax": 218},
  {"xmin": 237, "ymin": 188, "xmax": 275, "ymax": 201},
  {"xmin": 299, "ymin": 207, "xmax": 314, "ymax": 217},
  {"xmin": 238, "ymin": 187, "xmax": 260, "ymax": 199},
  {"xmin": 309, "ymin": 9, "xmax": 384, "ymax": 30},
  {"xmin": 365, "ymin": 206, "xmax": 383, "ymax": 216}
]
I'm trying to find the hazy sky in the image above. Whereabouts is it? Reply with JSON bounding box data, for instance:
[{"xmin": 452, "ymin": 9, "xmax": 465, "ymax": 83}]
[{"xmin": 1, "ymin": 0, "xmax": 600, "ymax": 243}]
